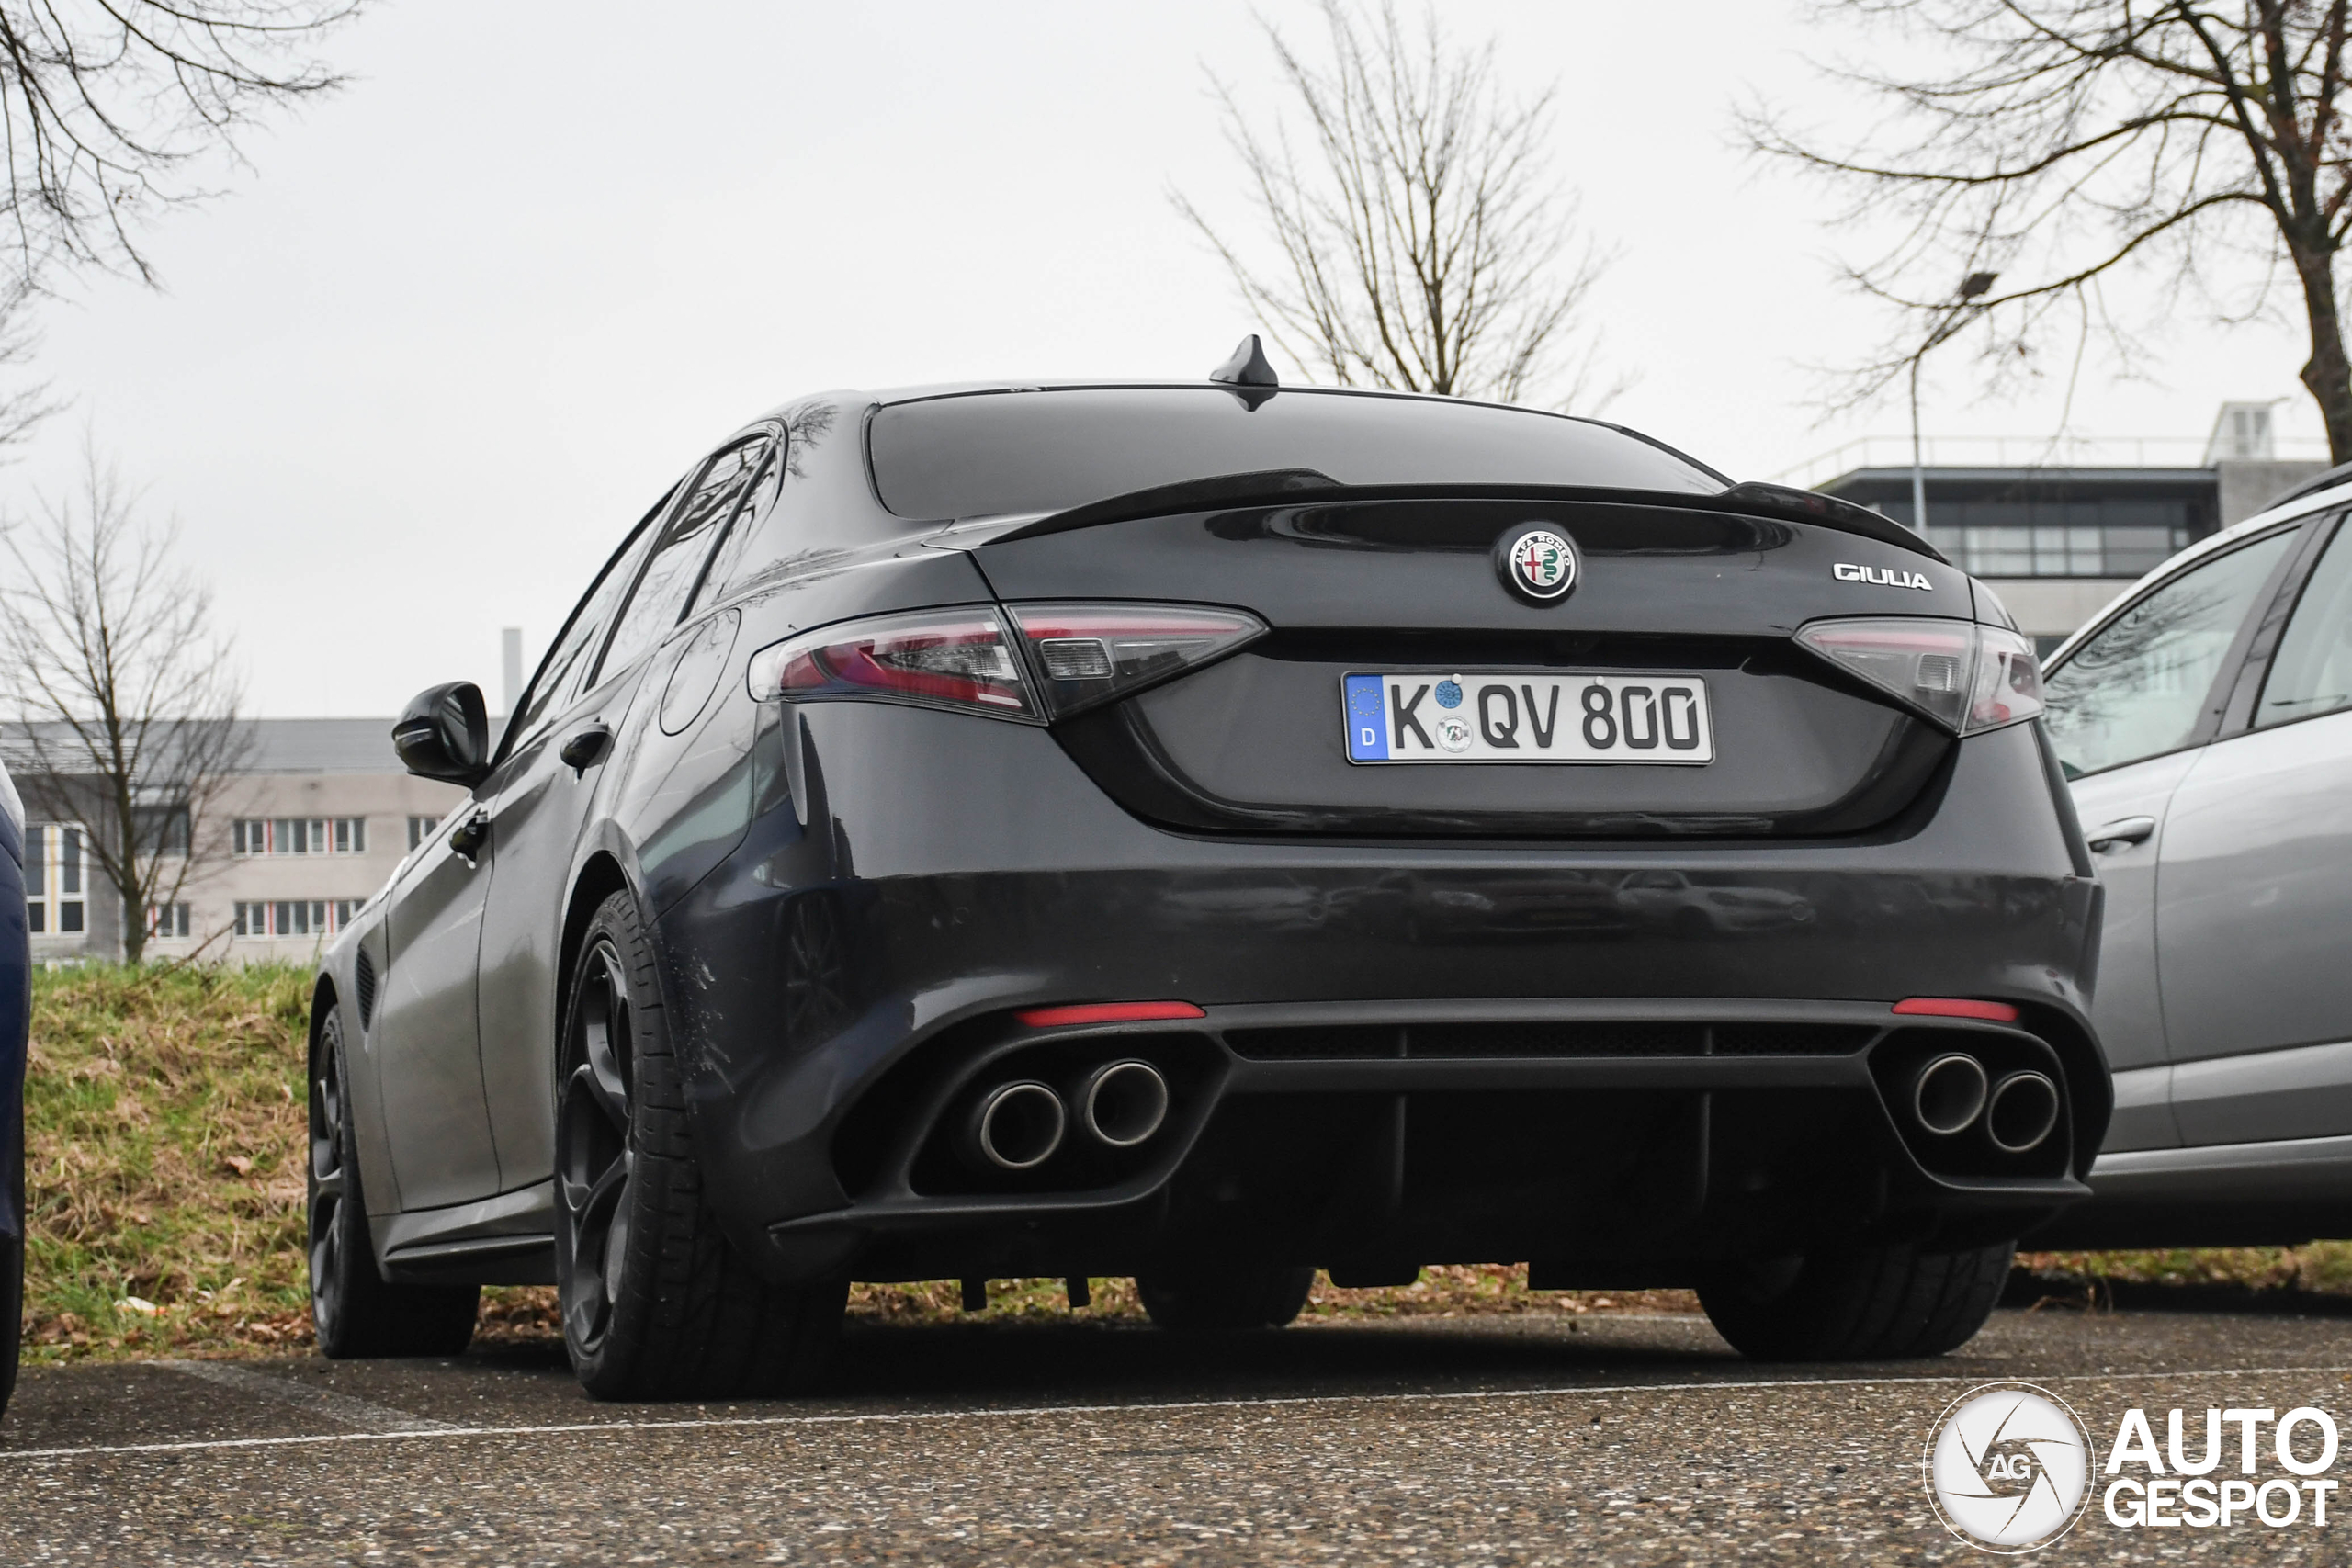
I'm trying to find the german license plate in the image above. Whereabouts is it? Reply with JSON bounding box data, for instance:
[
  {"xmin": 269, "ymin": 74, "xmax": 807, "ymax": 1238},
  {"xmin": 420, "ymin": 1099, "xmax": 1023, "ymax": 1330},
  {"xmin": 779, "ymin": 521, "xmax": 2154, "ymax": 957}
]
[{"xmin": 1342, "ymin": 671, "xmax": 1713, "ymax": 764}]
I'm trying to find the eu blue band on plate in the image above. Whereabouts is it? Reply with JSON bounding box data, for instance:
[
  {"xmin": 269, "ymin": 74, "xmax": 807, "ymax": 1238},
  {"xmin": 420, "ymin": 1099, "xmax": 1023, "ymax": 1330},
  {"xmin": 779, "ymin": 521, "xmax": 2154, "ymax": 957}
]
[{"xmin": 1344, "ymin": 673, "xmax": 1389, "ymax": 760}]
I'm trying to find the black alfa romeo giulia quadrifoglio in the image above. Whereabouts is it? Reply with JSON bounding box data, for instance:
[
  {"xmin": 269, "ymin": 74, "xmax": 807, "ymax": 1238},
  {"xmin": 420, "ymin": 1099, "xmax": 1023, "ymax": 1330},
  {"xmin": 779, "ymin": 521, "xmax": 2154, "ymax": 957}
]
[{"xmin": 307, "ymin": 343, "xmax": 2107, "ymax": 1398}]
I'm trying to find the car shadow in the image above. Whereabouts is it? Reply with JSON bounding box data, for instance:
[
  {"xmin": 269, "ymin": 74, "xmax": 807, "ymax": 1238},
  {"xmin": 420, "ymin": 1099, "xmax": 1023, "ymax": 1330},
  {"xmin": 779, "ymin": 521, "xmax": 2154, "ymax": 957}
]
[
  {"xmin": 463, "ymin": 1313, "xmax": 1737, "ymax": 1407},
  {"xmin": 835, "ymin": 1314, "xmax": 1737, "ymax": 1402},
  {"xmin": 482, "ymin": 1314, "xmax": 1745, "ymax": 1409},
  {"xmin": 450, "ymin": 1305, "xmax": 1758, "ymax": 1413}
]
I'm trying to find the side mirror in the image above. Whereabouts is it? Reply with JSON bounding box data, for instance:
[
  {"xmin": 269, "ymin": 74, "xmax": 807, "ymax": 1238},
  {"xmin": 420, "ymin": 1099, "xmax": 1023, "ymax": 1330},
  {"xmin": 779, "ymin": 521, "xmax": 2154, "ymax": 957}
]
[{"xmin": 392, "ymin": 682, "xmax": 491, "ymax": 786}]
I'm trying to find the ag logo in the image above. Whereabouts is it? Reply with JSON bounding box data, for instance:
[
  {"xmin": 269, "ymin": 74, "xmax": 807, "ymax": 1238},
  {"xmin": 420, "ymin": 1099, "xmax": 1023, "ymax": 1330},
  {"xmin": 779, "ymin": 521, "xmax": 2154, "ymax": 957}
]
[
  {"xmin": 1497, "ymin": 525, "xmax": 1578, "ymax": 604},
  {"xmin": 1924, "ymin": 1382, "xmax": 2092, "ymax": 1553}
]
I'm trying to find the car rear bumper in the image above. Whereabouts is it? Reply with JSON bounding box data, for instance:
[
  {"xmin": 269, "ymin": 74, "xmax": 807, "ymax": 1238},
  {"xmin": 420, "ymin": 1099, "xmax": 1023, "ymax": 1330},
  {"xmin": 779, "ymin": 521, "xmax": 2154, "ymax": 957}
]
[{"xmin": 650, "ymin": 704, "xmax": 2106, "ymax": 1284}]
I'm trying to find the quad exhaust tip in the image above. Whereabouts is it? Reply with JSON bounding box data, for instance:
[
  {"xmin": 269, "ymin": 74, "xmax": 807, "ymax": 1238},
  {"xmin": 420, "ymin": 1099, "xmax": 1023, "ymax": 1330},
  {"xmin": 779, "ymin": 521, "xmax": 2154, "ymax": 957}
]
[
  {"xmin": 1986, "ymin": 1070, "xmax": 2062, "ymax": 1153},
  {"xmin": 971, "ymin": 1081, "xmax": 1067, "ymax": 1170},
  {"xmin": 1078, "ymin": 1059, "xmax": 1170, "ymax": 1148},
  {"xmin": 1912, "ymin": 1053, "xmax": 1990, "ymax": 1137}
]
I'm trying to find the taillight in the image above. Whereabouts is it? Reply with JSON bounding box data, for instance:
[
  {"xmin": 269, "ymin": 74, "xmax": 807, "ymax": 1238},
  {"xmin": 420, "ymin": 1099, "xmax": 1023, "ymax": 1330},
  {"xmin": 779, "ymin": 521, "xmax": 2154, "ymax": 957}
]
[
  {"xmin": 744, "ymin": 601, "xmax": 1266, "ymax": 722},
  {"xmin": 745, "ymin": 607, "xmax": 1038, "ymax": 720},
  {"xmin": 1006, "ymin": 602, "xmax": 1267, "ymax": 718},
  {"xmin": 1794, "ymin": 617, "xmax": 2045, "ymax": 736}
]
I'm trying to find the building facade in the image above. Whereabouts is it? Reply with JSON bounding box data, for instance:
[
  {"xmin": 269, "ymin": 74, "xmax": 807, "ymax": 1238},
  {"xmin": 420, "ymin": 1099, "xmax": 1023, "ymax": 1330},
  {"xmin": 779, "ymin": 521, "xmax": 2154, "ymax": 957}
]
[
  {"xmin": 1814, "ymin": 405, "xmax": 2331, "ymax": 652},
  {"xmin": 18, "ymin": 719, "xmax": 467, "ymax": 965}
]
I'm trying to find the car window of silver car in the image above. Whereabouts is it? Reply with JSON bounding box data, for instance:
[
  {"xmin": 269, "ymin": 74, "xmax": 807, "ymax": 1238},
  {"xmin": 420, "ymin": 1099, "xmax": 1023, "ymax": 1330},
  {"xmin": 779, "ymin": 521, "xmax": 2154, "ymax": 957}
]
[
  {"xmin": 2042, "ymin": 527, "xmax": 2299, "ymax": 778},
  {"xmin": 594, "ymin": 434, "xmax": 775, "ymax": 684},
  {"xmin": 2256, "ymin": 517, "xmax": 2352, "ymax": 728}
]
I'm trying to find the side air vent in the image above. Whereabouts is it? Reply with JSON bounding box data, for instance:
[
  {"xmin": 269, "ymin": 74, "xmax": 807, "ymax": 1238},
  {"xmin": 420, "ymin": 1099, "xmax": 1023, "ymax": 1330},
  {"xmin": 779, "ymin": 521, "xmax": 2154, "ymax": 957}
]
[{"xmin": 355, "ymin": 945, "xmax": 378, "ymax": 1031}]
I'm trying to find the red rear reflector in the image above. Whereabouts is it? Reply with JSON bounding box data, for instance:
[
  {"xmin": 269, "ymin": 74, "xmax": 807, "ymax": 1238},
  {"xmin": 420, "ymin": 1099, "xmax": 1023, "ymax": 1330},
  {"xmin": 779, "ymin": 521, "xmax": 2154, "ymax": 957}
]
[
  {"xmin": 1893, "ymin": 997, "xmax": 2021, "ymax": 1023},
  {"xmin": 1016, "ymin": 1000, "xmax": 1206, "ymax": 1028}
]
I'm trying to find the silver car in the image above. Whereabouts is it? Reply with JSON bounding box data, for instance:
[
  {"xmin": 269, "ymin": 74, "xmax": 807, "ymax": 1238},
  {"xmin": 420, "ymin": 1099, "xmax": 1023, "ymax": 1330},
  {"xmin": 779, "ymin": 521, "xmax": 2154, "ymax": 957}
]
[{"xmin": 2036, "ymin": 469, "xmax": 2352, "ymax": 1247}]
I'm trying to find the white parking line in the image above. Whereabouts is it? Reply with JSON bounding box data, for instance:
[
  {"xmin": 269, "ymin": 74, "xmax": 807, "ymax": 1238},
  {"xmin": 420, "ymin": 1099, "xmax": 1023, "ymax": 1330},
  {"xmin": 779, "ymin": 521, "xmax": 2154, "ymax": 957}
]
[{"xmin": 8, "ymin": 1361, "xmax": 2352, "ymax": 1464}]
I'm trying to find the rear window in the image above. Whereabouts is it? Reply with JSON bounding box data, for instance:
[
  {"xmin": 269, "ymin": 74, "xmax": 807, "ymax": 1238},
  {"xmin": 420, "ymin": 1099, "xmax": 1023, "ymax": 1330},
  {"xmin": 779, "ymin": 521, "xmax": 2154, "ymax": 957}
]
[{"xmin": 868, "ymin": 387, "xmax": 1723, "ymax": 520}]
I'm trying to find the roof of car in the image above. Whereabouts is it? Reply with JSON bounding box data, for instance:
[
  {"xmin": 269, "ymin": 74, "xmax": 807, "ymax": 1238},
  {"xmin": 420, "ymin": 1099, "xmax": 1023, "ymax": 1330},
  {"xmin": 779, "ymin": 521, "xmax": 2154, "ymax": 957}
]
[{"xmin": 760, "ymin": 378, "xmax": 1679, "ymax": 443}]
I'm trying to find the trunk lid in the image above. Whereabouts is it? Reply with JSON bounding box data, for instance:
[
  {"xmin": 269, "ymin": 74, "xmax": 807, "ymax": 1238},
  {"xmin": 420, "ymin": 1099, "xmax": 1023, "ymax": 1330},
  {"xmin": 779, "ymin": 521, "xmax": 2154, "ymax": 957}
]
[{"xmin": 967, "ymin": 497, "xmax": 1970, "ymax": 840}]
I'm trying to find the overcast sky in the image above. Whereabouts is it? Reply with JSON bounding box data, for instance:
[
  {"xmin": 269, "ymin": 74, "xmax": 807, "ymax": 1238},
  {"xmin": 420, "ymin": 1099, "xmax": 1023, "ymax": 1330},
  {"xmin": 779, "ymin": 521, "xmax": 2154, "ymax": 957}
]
[{"xmin": 9, "ymin": 0, "xmax": 2331, "ymax": 716}]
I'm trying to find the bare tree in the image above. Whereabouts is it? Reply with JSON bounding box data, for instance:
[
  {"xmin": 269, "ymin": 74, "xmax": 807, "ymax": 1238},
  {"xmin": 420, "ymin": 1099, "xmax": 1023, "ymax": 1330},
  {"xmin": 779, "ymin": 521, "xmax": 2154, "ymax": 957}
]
[
  {"xmin": 1747, "ymin": 2, "xmax": 2352, "ymax": 457},
  {"xmin": 0, "ymin": 2, "xmax": 357, "ymax": 454},
  {"xmin": 0, "ymin": 0, "xmax": 358, "ymax": 286},
  {"xmin": 1171, "ymin": 0, "xmax": 1623, "ymax": 410},
  {"xmin": 0, "ymin": 445, "xmax": 249, "ymax": 961}
]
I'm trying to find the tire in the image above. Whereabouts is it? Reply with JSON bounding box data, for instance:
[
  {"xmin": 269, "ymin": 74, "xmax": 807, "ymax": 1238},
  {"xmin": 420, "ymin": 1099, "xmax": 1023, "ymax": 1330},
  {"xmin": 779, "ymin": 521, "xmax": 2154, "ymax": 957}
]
[
  {"xmin": 2, "ymin": 1101, "xmax": 21, "ymax": 1422},
  {"xmin": 555, "ymin": 890, "xmax": 845, "ymax": 1401},
  {"xmin": 0, "ymin": 1228, "xmax": 17, "ymax": 1423},
  {"xmin": 309, "ymin": 1007, "xmax": 481, "ymax": 1358},
  {"xmin": 1698, "ymin": 1240, "xmax": 2014, "ymax": 1361},
  {"xmin": 1137, "ymin": 1265, "xmax": 1317, "ymax": 1333}
]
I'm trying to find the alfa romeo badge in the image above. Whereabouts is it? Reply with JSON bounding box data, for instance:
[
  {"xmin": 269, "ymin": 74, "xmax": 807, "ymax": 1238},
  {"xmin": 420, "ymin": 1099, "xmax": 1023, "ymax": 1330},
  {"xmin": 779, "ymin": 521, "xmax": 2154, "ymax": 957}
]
[{"xmin": 1496, "ymin": 525, "xmax": 1578, "ymax": 604}]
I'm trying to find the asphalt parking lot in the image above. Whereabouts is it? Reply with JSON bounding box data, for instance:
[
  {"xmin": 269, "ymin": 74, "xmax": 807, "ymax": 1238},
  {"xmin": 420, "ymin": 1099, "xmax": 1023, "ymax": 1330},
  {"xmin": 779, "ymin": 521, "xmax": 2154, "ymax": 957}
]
[{"xmin": 6, "ymin": 1306, "xmax": 2352, "ymax": 1565}]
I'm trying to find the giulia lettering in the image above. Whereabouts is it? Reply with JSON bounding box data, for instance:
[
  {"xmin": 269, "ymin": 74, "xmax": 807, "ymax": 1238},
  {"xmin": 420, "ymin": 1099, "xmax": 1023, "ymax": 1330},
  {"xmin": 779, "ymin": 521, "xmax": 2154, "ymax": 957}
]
[{"xmin": 1834, "ymin": 563, "xmax": 1934, "ymax": 591}]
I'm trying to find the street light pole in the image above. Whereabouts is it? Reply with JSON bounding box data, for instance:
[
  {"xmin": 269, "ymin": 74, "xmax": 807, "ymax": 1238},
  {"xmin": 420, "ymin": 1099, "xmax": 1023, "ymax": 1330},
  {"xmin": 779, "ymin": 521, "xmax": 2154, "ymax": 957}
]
[
  {"xmin": 1910, "ymin": 354, "xmax": 1928, "ymax": 537},
  {"xmin": 1906, "ymin": 271, "xmax": 1998, "ymax": 536}
]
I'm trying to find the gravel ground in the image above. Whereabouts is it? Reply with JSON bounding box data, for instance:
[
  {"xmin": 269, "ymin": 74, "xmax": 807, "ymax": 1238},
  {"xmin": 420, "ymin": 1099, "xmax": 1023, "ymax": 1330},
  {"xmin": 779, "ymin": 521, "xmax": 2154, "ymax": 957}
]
[{"xmin": 6, "ymin": 1307, "xmax": 2352, "ymax": 1564}]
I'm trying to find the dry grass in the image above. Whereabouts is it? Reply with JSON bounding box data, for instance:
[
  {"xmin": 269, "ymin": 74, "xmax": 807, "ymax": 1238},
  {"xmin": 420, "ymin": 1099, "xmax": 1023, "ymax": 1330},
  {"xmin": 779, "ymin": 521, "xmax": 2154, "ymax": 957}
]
[
  {"xmin": 17, "ymin": 962, "xmax": 2352, "ymax": 1362},
  {"xmin": 21, "ymin": 961, "xmax": 317, "ymax": 1359},
  {"xmin": 2017, "ymin": 1246, "xmax": 2352, "ymax": 1298}
]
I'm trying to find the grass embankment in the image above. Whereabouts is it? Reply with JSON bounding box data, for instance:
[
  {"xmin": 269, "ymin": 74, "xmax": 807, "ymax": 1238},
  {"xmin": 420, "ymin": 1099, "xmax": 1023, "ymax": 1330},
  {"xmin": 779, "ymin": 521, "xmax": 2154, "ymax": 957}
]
[{"xmin": 17, "ymin": 962, "xmax": 2350, "ymax": 1362}]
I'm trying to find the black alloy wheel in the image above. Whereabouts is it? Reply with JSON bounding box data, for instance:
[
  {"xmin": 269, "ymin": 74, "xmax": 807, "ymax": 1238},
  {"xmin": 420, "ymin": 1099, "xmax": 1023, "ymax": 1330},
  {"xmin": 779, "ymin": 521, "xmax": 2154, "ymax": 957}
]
[
  {"xmin": 309, "ymin": 1006, "xmax": 479, "ymax": 1358},
  {"xmin": 556, "ymin": 938, "xmax": 636, "ymax": 1359},
  {"xmin": 553, "ymin": 890, "xmax": 845, "ymax": 1401}
]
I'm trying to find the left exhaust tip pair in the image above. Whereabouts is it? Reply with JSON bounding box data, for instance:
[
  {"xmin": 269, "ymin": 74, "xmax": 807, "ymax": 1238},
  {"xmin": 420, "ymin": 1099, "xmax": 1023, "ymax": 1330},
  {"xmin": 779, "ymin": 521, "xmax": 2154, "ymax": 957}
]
[
  {"xmin": 967, "ymin": 1059, "xmax": 1170, "ymax": 1170},
  {"xmin": 1910, "ymin": 1052, "xmax": 2060, "ymax": 1153}
]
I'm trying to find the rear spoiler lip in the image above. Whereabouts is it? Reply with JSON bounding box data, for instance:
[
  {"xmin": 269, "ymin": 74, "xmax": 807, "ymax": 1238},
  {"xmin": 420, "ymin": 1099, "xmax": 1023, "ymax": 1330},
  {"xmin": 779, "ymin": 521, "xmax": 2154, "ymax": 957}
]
[{"xmin": 982, "ymin": 479, "xmax": 1947, "ymax": 563}]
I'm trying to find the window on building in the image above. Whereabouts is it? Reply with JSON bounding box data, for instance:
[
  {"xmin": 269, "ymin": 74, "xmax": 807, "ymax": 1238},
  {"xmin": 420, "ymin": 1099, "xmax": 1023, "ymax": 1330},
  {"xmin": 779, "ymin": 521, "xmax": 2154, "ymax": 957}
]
[
  {"xmin": 1868, "ymin": 491, "xmax": 2208, "ymax": 578},
  {"xmin": 27, "ymin": 823, "xmax": 86, "ymax": 937},
  {"xmin": 26, "ymin": 822, "xmax": 43, "ymax": 933},
  {"xmin": 234, "ymin": 818, "xmax": 368, "ymax": 856},
  {"xmin": 147, "ymin": 903, "xmax": 191, "ymax": 940},
  {"xmin": 1924, "ymin": 523, "xmax": 2195, "ymax": 579},
  {"xmin": 234, "ymin": 899, "xmax": 359, "ymax": 939},
  {"xmin": 406, "ymin": 815, "xmax": 439, "ymax": 851},
  {"xmin": 135, "ymin": 805, "xmax": 190, "ymax": 856}
]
